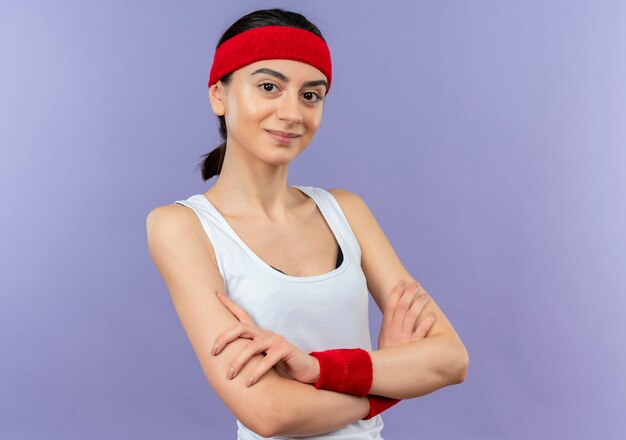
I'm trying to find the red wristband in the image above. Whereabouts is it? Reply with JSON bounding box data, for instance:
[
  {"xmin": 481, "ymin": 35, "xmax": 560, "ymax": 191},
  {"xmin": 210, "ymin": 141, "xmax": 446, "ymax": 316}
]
[
  {"xmin": 308, "ymin": 348, "xmax": 373, "ymax": 396},
  {"xmin": 363, "ymin": 395, "xmax": 401, "ymax": 420}
]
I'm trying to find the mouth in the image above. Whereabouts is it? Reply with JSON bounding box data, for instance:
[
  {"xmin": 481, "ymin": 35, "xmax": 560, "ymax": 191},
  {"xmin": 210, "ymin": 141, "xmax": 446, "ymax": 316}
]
[
  {"xmin": 265, "ymin": 129, "xmax": 302, "ymax": 144},
  {"xmin": 265, "ymin": 129, "xmax": 301, "ymax": 138}
]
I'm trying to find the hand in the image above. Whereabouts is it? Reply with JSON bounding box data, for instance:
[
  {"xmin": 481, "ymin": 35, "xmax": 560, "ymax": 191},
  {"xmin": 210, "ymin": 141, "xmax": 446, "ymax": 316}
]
[
  {"xmin": 378, "ymin": 279, "xmax": 436, "ymax": 349},
  {"xmin": 212, "ymin": 291, "xmax": 321, "ymax": 387}
]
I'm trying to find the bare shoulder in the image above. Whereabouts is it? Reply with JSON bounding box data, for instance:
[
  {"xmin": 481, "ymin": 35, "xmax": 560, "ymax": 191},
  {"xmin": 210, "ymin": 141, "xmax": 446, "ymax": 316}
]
[
  {"xmin": 147, "ymin": 202, "xmax": 207, "ymax": 248},
  {"xmin": 146, "ymin": 203, "xmax": 219, "ymax": 272},
  {"xmin": 326, "ymin": 187, "xmax": 380, "ymax": 251},
  {"xmin": 326, "ymin": 188, "xmax": 370, "ymax": 226},
  {"xmin": 146, "ymin": 203, "xmax": 202, "ymax": 241},
  {"xmin": 327, "ymin": 187, "xmax": 363, "ymax": 206}
]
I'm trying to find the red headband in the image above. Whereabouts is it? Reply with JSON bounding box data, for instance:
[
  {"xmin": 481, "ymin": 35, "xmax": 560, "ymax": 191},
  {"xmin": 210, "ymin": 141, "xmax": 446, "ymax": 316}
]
[{"xmin": 208, "ymin": 25, "xmax": 332, "ymax": 95}]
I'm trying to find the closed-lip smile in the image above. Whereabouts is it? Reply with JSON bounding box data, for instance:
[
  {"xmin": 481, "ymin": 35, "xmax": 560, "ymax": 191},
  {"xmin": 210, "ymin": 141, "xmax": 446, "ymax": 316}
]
[{"xmin": 265, "ymin": 129, "xmax": 301, "ymax": 138}]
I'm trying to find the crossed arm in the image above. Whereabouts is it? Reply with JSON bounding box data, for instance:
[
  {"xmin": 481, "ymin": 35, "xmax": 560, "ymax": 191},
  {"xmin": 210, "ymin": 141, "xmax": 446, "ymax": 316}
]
[
  {"xmin": 146, "ymin": 189, "xmax": 468, "ymax": 437},
  {"xmin": 214, "ymin": 279, "xmax": 466, "ymax": 401}
]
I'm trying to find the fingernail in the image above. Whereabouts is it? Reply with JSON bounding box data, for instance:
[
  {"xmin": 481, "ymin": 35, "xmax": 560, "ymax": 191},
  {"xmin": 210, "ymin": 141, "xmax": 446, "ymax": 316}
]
[
  {"xmin": 399, "ymin": 280, "xmax": 406, "ymax": 288},
  {"xmin": 228, "ymin": 367, "xmax": 235, "ymax": 379},
  {"xmin": 212, "ymin": 342, "xmax": 219, "ymax": 355},
  {"xmin": 247, "ymin": 376, "xmax": 255, "ymax": 387}
]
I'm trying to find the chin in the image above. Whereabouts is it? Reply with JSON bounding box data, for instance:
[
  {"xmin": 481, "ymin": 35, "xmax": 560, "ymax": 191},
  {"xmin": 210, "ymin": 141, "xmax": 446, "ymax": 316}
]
[{"xmin": 263, "ymin": 149, "xmax": 302, "ymax": 166}]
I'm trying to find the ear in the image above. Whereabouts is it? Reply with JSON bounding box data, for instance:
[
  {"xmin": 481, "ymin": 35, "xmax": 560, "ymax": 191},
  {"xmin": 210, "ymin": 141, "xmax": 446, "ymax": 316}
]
[{"xmin": 208, "ymin": 82, "xmax": 226, "ymax": 116}]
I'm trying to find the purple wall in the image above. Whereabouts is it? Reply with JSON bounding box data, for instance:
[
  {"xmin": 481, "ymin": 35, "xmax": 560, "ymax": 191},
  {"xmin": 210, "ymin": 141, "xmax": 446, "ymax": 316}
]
[{"xmin": 2, "ymin": 1, "xmax": 625, "ymax": 438}]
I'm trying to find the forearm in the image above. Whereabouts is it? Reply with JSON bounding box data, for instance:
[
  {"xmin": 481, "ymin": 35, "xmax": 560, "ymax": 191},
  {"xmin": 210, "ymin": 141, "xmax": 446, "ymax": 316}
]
[
  {"xmin": 369, "ymin": 334, "xmax": 469, "ymax": 399},
  {"xmin": 213, "ymin": 347, "xmax": 368, "ymax": 437},
  {"xmin": 270, "ymin": 377, "xmax": 369, "ymax": 437},
  {"xmin": 275, "ymin": 336, "xmax": 468, "ymax": 435}
]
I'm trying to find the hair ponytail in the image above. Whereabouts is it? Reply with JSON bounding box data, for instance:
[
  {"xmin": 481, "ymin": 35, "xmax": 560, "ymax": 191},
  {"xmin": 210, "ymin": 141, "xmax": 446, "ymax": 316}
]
[{"xmin": 197, "ymin": 109, "xmax": 229, "ymax": 181}]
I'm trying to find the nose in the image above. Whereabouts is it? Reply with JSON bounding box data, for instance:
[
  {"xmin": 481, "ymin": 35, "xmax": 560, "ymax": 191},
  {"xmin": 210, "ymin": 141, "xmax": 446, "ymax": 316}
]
[{"xmin": 276, "ymin": 91, "xmax": 303, "ymax": 125}]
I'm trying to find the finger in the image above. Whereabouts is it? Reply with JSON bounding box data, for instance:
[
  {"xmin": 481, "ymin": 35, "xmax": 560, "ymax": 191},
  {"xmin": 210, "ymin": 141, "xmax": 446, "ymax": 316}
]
[
  {"xmin": 391, "ymin": 281, "xmax": 420, "ymax": 333},
  {"xmin": 412, "ymin": 312, "xmax": 436, "ymax": 340},
  {"xmin": 273, "ymin": 361, "xmax": 292, "ymax": 379},
  {"xmin": 246, "ymin": 338, "xmax": 287, "ymax": 387},
  {"xmin": 212, "ymin": 322, "xmax": 260, "ymax": 355},
  {"xmin": 227, "ymin": 333, "xmax": 276, "ymax": 381},
  {"xmin": 381, "ymin": 279, "xmax": 406, "ymax": 328},
  {"xmin": 216, "ymin": 291, "xmax": 253, "ymax": 324},
  {"xmin": 401, "ymin": 291, "xmax": 429, "ymax": 335}
]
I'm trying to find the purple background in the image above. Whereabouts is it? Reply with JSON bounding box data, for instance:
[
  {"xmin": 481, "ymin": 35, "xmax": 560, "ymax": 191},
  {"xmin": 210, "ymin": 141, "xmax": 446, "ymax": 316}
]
[{"xmin": 1, "ymin": 1, "xmax": 625, "ymax": 438}]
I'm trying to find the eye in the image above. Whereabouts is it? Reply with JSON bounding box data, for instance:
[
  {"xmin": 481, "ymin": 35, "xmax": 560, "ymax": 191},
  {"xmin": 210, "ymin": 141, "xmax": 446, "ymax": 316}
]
[
  {"xmin": 303, "ymin": 91, "xmax": 323, "ymax": 103},
  {"xmin": 259, "ymin": 82, "xmax": 278, "ymax": 93}
]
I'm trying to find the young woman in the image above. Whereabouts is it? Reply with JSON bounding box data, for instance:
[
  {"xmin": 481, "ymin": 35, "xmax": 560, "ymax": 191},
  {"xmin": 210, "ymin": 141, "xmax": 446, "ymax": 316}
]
[{"xmin": 147, "ymin": 7, "xmax": 468, "ymax": 439}]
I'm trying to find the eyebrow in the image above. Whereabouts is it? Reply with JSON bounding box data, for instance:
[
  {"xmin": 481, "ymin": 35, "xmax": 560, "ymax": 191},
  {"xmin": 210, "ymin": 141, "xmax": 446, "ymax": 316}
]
[{"xmin": 250, "ymin": 67, "xmax": 328, "ymax": 91}]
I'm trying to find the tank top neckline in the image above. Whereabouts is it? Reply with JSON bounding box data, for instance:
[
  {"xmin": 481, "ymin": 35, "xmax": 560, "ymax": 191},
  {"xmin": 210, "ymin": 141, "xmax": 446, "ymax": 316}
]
[{"xmin": 197, "ymin": 185, "xmax": 350, "ymax": 283}]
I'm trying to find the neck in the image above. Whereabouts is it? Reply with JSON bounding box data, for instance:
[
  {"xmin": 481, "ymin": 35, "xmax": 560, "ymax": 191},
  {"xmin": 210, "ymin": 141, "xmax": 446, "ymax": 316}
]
[{"xmin": 206, "ymin": 139, "xmax": 301, "ymax": 221}]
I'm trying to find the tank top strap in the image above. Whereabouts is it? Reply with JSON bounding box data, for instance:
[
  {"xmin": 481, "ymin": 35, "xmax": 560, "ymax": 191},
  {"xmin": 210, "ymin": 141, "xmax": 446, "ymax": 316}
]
[
  {"xmin": 173, "ymin": 194, "xmax": 245, "ymax": 280},
  {"xmin": 292, "ymin": 185, "xmax": 362, "ymax": 263}
]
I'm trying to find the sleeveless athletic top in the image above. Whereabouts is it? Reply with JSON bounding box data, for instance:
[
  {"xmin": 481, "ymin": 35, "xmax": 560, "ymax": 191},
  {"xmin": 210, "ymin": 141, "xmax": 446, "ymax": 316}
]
[{"xmin": 174, "ymin": 185, "xmax": 385, "ymax": 440}]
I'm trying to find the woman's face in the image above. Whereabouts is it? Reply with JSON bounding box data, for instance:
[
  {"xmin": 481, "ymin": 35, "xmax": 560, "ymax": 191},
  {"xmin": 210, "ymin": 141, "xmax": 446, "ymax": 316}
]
[{"xmin": 209, "ymin": 59, "xmax": 328, "ymax": 166}]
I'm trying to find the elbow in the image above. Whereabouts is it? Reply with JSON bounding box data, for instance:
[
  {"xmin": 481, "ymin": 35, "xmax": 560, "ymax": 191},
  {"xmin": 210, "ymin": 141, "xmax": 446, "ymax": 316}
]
[
  {"xmin": 241, "ymin": 394, "xmax": 287, "ymax": 438},
  {"xmin": 450, "ymin": 344, "xmax": 469, "ymax": 384},
  {"xmin": 244, "ymin": 416, "xmax": 281, "ymax": 438},
  {"xmin": 248, "ymin": 421, "xmax": 280, "ymax": 439},
  {"xmin": 436, "ymin": 337, "xmax": 469, "ymax": 385}
]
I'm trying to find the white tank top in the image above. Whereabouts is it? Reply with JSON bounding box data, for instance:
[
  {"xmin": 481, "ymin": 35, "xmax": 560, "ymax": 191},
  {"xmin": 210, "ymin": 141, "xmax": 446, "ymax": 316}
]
[{"xmin": 175, "ymin": 185, "xmax": 385, "ymax": 439}]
